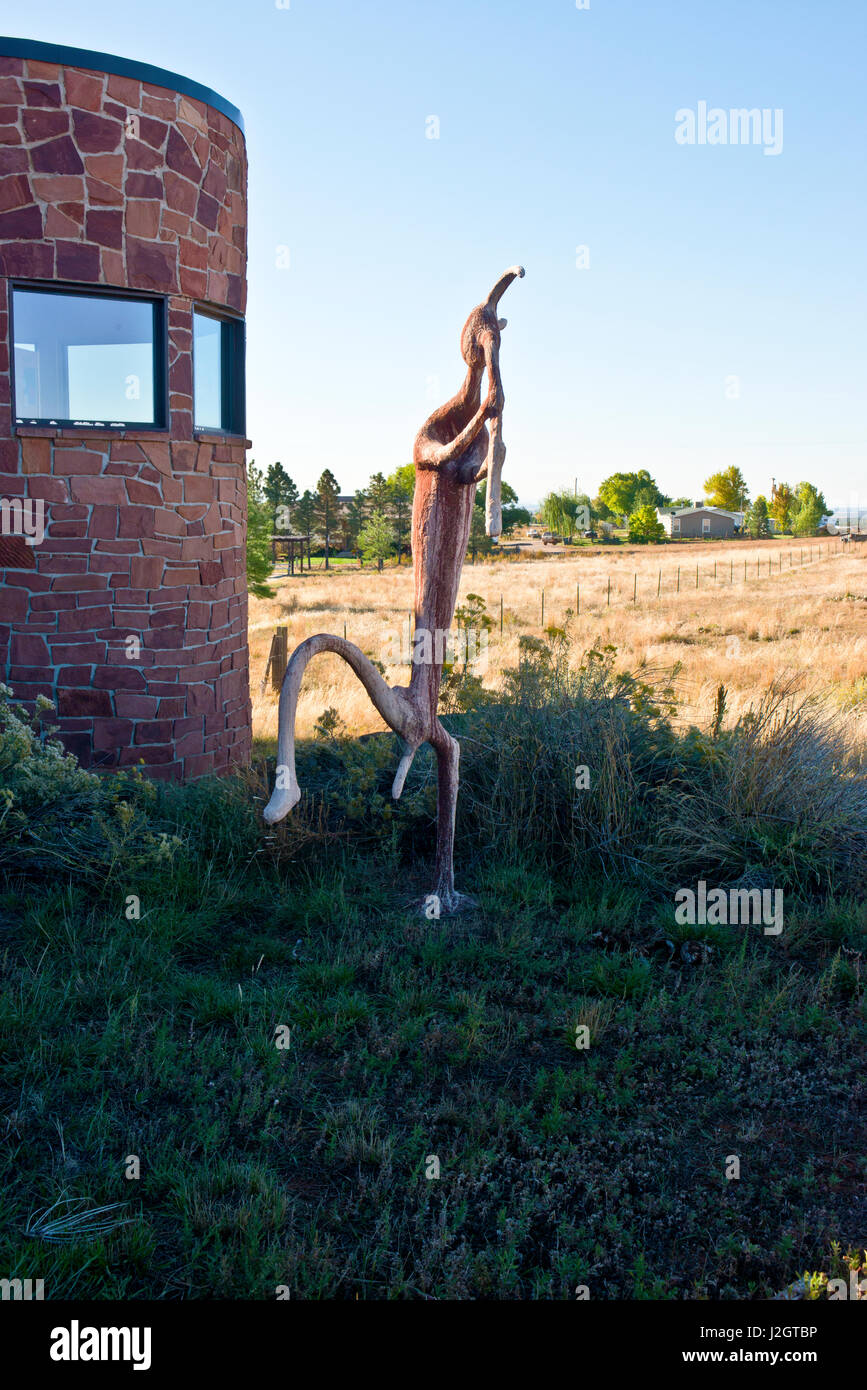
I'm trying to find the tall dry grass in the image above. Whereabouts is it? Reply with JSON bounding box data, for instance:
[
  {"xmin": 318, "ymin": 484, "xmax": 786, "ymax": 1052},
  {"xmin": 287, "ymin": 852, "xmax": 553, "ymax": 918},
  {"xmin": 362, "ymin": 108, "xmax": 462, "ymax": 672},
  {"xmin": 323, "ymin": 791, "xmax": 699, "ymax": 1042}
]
[{"xmin": 248, "ymin": 538, "xmax": 867, "ymax": 748}]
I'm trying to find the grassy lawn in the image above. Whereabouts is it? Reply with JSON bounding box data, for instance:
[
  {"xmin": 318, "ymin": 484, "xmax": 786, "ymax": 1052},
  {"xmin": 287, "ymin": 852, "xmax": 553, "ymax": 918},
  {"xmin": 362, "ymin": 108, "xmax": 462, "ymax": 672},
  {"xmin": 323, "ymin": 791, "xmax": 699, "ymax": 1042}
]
[{"xmin": 2, "ymin": 639, "xmax": 865, "ymax": 1300}]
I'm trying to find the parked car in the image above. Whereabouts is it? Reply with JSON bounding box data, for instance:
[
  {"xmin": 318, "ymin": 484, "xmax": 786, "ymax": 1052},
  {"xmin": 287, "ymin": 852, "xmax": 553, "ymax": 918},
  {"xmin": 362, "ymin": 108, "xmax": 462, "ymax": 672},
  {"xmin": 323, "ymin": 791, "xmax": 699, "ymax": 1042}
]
[
  {"xmin": 582, "ymin": 529, "xmax": 597, "ymax": 540},
  {"xmin": 541, "ymin": 532, "xmax": 561, "ymax": 545}
]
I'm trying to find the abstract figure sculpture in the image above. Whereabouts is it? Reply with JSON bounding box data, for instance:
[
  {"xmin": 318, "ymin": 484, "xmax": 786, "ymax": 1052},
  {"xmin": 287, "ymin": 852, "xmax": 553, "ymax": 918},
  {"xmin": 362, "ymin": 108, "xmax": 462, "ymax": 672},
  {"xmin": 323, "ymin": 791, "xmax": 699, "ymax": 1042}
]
[{"xmin": 263, "ymin": 266, "xmax": 525, "ymax": 913}]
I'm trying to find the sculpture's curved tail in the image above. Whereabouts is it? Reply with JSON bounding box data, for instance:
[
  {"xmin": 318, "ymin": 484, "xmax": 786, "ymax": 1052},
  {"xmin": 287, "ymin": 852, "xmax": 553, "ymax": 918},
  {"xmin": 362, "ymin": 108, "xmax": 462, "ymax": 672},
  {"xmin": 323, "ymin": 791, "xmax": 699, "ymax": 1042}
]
[{"xmin": 263, "ymin": 634, "xmax": 421, "ymax": 824}]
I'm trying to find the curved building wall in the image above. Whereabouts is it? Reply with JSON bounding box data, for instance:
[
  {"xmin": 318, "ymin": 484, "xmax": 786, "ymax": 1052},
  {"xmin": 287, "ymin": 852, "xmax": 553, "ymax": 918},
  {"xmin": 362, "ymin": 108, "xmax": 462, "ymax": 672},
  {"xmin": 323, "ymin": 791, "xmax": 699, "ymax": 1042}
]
[{"xmin": 0, "ymin": 41, "xmax": 250, "ymax": 779}]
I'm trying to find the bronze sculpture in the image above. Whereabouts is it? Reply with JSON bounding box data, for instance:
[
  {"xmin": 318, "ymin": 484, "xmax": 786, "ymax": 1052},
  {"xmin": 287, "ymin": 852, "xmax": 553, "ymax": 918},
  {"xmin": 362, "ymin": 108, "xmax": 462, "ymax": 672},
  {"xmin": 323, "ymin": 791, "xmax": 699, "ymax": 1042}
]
[{"xmin": 263, "ymin": 266, "xmax": 525, "ymax": 913}]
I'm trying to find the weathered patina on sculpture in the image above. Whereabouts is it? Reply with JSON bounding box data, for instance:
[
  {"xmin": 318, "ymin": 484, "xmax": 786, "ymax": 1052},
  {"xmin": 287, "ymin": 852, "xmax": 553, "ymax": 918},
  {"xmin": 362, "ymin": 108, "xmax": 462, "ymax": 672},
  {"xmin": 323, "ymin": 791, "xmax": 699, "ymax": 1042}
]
[{"xmin": 263, "ymin": 266, "xmax": 525, "ymax": 912}]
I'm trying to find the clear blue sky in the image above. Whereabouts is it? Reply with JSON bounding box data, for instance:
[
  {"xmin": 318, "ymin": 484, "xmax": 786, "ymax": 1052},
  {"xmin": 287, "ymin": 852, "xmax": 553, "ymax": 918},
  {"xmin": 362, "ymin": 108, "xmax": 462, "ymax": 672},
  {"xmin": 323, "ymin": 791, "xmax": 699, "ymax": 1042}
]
[{"xmin": 14, "ymin": 0, "xmax": 867, "ymax": 508}]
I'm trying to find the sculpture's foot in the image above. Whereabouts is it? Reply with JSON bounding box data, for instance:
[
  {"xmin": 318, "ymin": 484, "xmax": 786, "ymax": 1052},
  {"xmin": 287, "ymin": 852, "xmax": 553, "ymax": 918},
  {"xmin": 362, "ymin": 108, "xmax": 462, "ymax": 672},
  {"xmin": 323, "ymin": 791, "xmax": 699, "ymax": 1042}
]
[
  {"xmin": 419, "ymin": 887, "xmax": 478, "ymax": 919},
  {"xmin": 263, "ymin": 784, "xmax": 301, "ymax": 824}
]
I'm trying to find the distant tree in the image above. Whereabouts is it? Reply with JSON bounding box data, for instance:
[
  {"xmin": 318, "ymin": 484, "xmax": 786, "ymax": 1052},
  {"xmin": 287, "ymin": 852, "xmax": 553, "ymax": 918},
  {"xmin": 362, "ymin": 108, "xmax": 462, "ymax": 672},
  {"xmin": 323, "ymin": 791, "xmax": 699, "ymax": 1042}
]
[
  {"xmin": 366, "ymin": 471, "xmax": 392, "ymax": 513},
  {"xmin": 387, "ymin": 464, "xmax": 415, "ymax": 564},
  {"xmin": 770, "ymin": 482, "xmax": 794, "ymax": 533},
  {"xmin": 794, "ymin": 480, "xmax": 828, "ymax": 515},
  {"xmin": 294, "ymin": 489, "xmax": 316, "ymax": 552},
  {"xmin": 245, "ymin": 460, "xmax": 275, "ymax": 598},
  {"xmin": 343, "ymin": 490, "xmax": 367, "ymax": 552},
  {"xmin": 598, "ymin": 470, "xmax": 662, "ymax": 519},
  {"xmin": 628, "ymin": 504, "xmax": 666, "ymax": 544},
  {"xmin": 468, "ymin": 503, "xmax": 495, "ymax": 562},
  {"xmin": 263, "ymin": 462, "xmax": 298, "ymax": 532},
  {"xmin": 633, "ymin": 484, "xmax": 660, "ymax": 512},
  {"xmin": 475, "ymin": 480, "xmax": 529, "ymax": 534},
  {"xmin": 670, "ymin": 496, "xmax": 693, "ymax": 508},
  {"xmin": 357, "ymin": 510, "xmax": 395, "ymax": 566},
  {"xmin": 792, "ymin": 481, "xmax": 827, "ymax": 536},
  {"xmin": 540, "ymin": 488, "xmax": 589, "ymax": 539},
  {"xmin": 746, "ymin": 495, "xmax": 771, "ymax": 538},
  {"xmin": 704, "ymin": 466, "xmax": 749, "ymax": 511},
  {"xmin": 314, "ymin": 469, "xmax": 341, "ymax": 569},
  {"xmin": 790, "ymin": 481, "xmax": 828, "ymax": 538}
]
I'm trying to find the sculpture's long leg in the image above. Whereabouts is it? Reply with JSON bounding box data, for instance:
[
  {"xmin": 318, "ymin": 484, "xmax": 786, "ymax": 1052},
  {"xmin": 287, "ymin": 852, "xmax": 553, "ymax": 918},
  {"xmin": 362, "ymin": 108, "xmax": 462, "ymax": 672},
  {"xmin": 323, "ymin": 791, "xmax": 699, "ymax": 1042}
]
[
  {"xmin": 429, "ymin": 720, "xmax": 475, "ymax": 914},
  {"xmin": 263, "ymin": 634, "xmax": 420, "ymax": 824}
]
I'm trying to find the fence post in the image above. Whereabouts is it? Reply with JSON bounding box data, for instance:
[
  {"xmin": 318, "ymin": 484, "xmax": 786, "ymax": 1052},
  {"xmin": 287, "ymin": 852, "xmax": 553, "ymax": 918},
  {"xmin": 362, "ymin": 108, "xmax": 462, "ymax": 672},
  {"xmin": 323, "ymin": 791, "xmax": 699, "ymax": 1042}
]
[
  {"xmin": 607, "ymin": 576, "xmax": 611, "ymax": 606},
  {"xmin": 676, "ymin": 566, "xmax": 680, "ymax": 593},
  {"xmin": 271, "ymin": 626, "xmax": 288, "ymax": 693}
]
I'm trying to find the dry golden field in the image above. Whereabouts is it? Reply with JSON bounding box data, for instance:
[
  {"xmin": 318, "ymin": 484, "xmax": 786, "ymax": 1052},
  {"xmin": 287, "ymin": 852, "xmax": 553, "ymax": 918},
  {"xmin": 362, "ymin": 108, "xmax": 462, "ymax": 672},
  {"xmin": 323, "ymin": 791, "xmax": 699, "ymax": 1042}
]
[{"xmin": 248, "ymin": 537, "xmax": 867, "ymax": 747}]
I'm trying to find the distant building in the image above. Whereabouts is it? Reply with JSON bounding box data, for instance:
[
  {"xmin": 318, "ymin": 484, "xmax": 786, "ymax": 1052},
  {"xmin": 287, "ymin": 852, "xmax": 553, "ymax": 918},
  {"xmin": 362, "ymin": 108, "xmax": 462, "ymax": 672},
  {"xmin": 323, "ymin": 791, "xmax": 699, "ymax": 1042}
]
[{"xmin": 656, "ymin": 506, "xmax": 738, "ymax": 538}]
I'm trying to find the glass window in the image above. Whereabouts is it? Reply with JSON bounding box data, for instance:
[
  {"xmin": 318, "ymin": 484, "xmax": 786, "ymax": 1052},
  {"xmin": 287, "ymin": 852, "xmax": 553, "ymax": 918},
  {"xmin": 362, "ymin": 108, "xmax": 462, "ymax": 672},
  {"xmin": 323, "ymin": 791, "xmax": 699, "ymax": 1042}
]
[
  {"xmin": 12, "ymin": 286, "xmax": 164, "ymax": 428},
  {"xmin": 193, "ymin": 307, "xmax": 245, "ymax": 434},
  {"xmin": 702, "ymin": 517, "xmax": 711, "ymax": 533}
]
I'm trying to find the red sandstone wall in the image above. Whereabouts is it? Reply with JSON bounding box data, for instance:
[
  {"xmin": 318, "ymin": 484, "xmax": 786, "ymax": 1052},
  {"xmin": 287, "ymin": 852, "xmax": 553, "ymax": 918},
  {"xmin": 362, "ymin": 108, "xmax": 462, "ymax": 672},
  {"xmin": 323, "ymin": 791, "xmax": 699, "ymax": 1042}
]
[{"xmin": 0, "ymin": 53, "xmax": 251, "ymax": 779}]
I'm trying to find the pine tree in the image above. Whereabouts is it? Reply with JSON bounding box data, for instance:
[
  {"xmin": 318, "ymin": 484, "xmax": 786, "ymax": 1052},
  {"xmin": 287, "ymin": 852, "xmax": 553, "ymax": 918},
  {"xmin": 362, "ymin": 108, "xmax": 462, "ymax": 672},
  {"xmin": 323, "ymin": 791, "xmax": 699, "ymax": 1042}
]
[
  {"xmin": 263, "ymin": 462, "xmax": 298, "ymax": 532},
  {"xmin": 245, "ymin": 461, "xmax": 275, "ymax": 598},
  {"xmin": 344, "ymin": 490, "xmax": 367, "ymax": 553},
  {"xmin": 294, "ymin": 490, "xmax": 316, "ymax": 553},
  {"xmin": 365, "ymin": 471, "xmax": 390, "ymax": 510},
  {"xmin": 747, "ymin": 495, "xmax": 770, "ymax": 538},
  {"xmin": 314, "ymin": 469, "xmax": 341, "ymax": 570}
]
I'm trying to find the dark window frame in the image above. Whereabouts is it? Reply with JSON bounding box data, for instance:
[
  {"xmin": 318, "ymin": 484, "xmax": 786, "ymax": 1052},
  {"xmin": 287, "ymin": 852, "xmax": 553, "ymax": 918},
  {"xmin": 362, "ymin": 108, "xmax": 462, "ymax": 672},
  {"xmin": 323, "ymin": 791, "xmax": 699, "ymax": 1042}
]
[
  {"xmin": 9, "ymin": 279, "xmax": 169, "ymax": 431},
  {"xmin": 192, "ymin": 304, "xmax": 246, "ymax": 437}
]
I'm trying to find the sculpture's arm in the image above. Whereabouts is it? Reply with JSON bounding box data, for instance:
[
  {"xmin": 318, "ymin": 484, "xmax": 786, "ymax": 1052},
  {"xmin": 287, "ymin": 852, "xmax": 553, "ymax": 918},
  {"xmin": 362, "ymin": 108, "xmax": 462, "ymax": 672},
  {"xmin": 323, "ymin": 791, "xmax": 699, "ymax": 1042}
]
[
  {"xmin": 471, "ymin": 333, "xmax": 504, "ymax": 485},
  {"xmin": 419, "ymin": 335, "xmax": 501, "ymax": 470}
]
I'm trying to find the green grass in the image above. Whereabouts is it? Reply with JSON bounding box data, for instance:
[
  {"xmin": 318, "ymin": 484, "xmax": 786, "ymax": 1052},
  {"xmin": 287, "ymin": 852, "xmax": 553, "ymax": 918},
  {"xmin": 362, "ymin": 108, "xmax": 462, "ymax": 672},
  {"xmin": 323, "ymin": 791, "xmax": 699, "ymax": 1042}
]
[
  {"xmin": 1, "ymin": 640, "xmax": 865, "ymax": 1299},
  {"xmin": 1, "ymin": 814, "xmax": 864, "ymax": 1300}
]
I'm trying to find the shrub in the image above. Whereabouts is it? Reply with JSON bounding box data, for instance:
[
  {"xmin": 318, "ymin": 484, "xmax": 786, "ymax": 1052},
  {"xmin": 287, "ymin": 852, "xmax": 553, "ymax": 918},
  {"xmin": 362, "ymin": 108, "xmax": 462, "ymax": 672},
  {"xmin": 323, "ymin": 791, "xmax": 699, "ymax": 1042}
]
[
  {"xmin": 0, "ymin": 685, "xmax": 180, "ymax": 882},
  {"xmin": 628, "ymin": 505, "xmax": 666, "ymax": 543}
]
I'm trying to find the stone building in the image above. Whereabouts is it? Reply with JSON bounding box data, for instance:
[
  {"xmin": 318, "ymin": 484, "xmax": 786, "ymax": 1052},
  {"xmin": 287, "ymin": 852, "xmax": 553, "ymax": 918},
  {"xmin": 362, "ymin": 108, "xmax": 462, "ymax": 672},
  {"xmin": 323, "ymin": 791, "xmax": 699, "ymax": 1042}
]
[{"xmin": 0, "ymin": 37, "xmax": 251, "ymax": 779}]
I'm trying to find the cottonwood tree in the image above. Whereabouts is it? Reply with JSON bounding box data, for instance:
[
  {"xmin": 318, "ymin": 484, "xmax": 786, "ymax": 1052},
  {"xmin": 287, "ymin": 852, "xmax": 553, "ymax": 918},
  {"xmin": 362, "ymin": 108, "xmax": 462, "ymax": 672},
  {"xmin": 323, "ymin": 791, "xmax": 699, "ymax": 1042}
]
[
  {"xmin": 598, "ymin": 470, "xmax": 662, "ymax": 520},
  {"xmin": 770, "ymin": 482, "xmax": 794, "ymax": 532},
  {"xmin": 792, "ymin": 481, "xmax": 828, "ymax": 536},
  {"xmin": 704, "ymin": 465, "xmax": 749, "ymax": 511}
]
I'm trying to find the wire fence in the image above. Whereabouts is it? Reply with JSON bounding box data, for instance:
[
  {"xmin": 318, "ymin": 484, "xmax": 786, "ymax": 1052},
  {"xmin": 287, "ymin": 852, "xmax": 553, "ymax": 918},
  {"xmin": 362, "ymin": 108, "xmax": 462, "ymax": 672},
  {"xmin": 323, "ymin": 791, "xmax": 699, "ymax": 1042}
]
[{"xmin": 259, "ymin": 540, "xmax": 846, "ymax": 688}]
